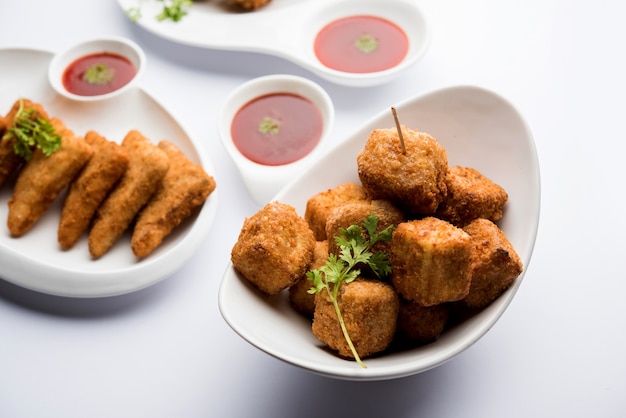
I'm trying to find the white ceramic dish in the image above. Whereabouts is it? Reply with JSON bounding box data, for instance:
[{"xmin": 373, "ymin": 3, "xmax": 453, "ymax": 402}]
[
  {"xmin": 0, "ymin": 48, "xmax": 218, "ymax": 298},
  {"xmin": 219, "ymin": 85, "xmax": 540, "ymax": 380},
  {"xmin": 48, "ymin": 37, "xmax": 146, "ymax": 102},
  {"xmin": 218, "ymin": 74, "xmax": 334, "ymax": 205},
  {"xmin": 117, "ymin": 0, "xmax": 430, "ymax": 87}
]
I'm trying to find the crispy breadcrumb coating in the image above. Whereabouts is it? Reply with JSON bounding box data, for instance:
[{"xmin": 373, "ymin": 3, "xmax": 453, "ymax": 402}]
[
  {"xmin": 58, "ymin": 131, "xmax": 129, "ymax": 250},
  {"xmin": 461, "ymin": 218, "xmax": 523, "ymax": 308},
  {"xmin": 313, "ymin": 279, "xmax": 399, "ymax": 359},
  {"xmin": 131, "ymin": 140, "xmax": 216, "ymax": 258},
  {"xmin": 395, "ymin": 299, "xmax": 449, "ymax": 344},
  {"xmin": 88, "ymin": 130, "xmax": 169, "ymax": 258},
  {"xmin": 231, "ymin": 201, "xmax": 315, "ymax": 295},
  {"xmin": 435, "ymin": 166, "xmax": 508, "ymax": 226},
  {"xmin": 325, "ymin": 199, "xmax": 404, "ymax": 259},
  {"xmin": 305, "ymin": 182, "xmax": 368, "ymax": 241},
  {"xmin": 289, "ymin": 240, "xmax": 329, "ymax": 317},
  {"xmin": 7, "ymin": 118, "xmax": 93, "ymax": 237},
  {"xmin": 357, "ymin": 126, "xmax": 448, "ymax": 215},
  {"xmin": 391, "ymin": 217, "xmax": 472, "ymax": 306}
]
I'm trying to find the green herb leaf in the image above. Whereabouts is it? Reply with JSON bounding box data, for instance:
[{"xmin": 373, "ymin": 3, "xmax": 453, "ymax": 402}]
[
  {"xmin": 2, "ymin": 99, "xmax": 61, "ymax": 161},
  {"xmin": 355, "ymin": 34, "xmax": 379, "ymax": 53},
  {"xmin": 156, "ymin": 0, "xmax": 192, "ymax": 22},
  {"xmin": 83, "ymin": 64, "xmax": 115, "ymax": 85},
  {"xmin": 259, "ymin": 116, "xmax": 280, "ymax": 135},
  {"xmin": 306, "ymin": 214, "xmax": 395, "ymax": 368}
]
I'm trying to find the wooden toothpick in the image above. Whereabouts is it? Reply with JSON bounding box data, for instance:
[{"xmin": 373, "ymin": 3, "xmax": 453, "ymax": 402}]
[{"xmin": 391, "ymin": 106, "xmax": 406, "ymax": 155}]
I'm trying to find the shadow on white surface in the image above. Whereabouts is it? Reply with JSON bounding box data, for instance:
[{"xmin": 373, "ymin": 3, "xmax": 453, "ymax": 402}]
[{"xmin": 0, "ymin": 275, "xmax": 171, "ymax": 318}]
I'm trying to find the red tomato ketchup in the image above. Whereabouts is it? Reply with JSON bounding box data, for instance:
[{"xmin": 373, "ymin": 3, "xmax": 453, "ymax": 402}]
[
  {"xmin": 314, "ymin": 15, "xmax": 409, "ymax": 73},
  {"xmin": 62, "ymin": 52, "xmax": 136, "ymax": 96},
  {"xmin": 231, "ymin": 93, "xmax": 323, "ymax": 166}
]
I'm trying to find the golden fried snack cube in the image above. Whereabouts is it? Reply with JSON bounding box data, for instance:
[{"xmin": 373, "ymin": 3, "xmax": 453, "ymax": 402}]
[
  {"xmin": 0, "ymin": 99, "xmax": 50, "ymax": 188},
  {"xmin": 7, "ymin": 118, "xmax": 93, "ymax": 237},
  {"xmin": 289, "ymin": 240, "xmax": 329, "ymax": 318},
  {"xmin": 58, "ymin": 131, "xmax": 129, "ymax": 250},
  {"xmin": 435, "ymin": 166, "xmax": 508, "ymax": 226},
  {"xmin": 131, "ymin": 140, "xmax": 216, "ymax": 258},
  {"xmin": 391, "ymin": 217, "xmax": 472, "ymax": 306},
  {"xmin": 461, "ymin": 218, "xmax": 523, "ymax": 308},
  {"xmin": 357, "ymin": 126, "xmax": 448, "ymax": 215},
  {"xmin": 395, "ymin": 298, "xmax": 449, "ymax": 344},
  {"xmin": 313, "ymin": 278, "xmax": 399, "ymax": 359},
  {"xmin": 304, "ymin": 182, "xmax": 368, "ymax": 241},
  {"xmin": 231, "ymin": 201, "xmax": 315, "ymax": 295},
  {"xmin": 325, "ymin": 199, "xmax": 404, "ymax": 258}
]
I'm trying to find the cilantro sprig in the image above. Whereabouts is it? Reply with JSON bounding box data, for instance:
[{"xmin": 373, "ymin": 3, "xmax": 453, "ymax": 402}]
[
  {"xmin": 2, "ymin": 99, "xmax": 61, "ymax": 161},
  {"xmin": 126, "ymin": 0, "xmax": 192, "ymax": 23},
  {"xmin": 156, "ymin": 0, "xmax": 192, "ymax": 22},
  {"xmin": 307, "ymin": 214, "xmax": 395, "ymax": 368}
]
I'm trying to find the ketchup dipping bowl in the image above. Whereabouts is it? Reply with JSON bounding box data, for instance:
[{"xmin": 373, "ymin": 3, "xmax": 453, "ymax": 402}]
[
  {"xmin": 48, "ymin": 37, "xmax": 145, "ymax": 102},
  {"xmin": 219, "ymin": 75, "xmax": 334, "ymax": 206}
]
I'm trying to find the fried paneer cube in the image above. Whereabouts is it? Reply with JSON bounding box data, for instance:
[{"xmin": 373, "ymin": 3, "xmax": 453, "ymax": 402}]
[
  {"xmin": 305, "ymin": 182, "xmax": 368, "ymax": 241},
  {"xmin": 131, "ymin": 140, "xmax": 216, "ymax": 258},
  {"xmin": 357, "ymin": 126, "xmax": 448, "ymax": 215},
  {"xmin": 435, "ymin": 166, "xmax": 508, "ymax": 226},
  {"xmin": 312, "ymin": 279, "xmax": 399, "ymax": 359},
  {"xmin": 7, "ymin": 118, "xmax": 93, "ymax": 237},
  {"xmin": 391, "ymin": 217, "xmax": 472, "ymax": 306},
  {"xmin": 231, "ymin": 201, "xmax": 315, "ymax": 295},
  {"xmin": 395, "ymin": 299, "xmax": 450, "ymax": 344},
  {"xmin": 58, "ymin": 131, "xmax": 129, "ymax": 250},
  {"xmin": 289, "ymin": 240, "xmax": 329, "ymax": 318},
  {"xmin": 88, "ymin": 130, "xmax": 169, "ymax": 258},
  {"xmin": 227, "ymin": 0, "xmax": 271, "ymax": 10},
  {"xmin": 0, "ymin": 99, "xmax": 51, "ymax": 188},
  {"xmin": 325, "ymin": 199, "xmax": 405, "ymax": 259},
  {"xmin": 461, "ymin": 218, "xmax": 523, "ymax": 308}
]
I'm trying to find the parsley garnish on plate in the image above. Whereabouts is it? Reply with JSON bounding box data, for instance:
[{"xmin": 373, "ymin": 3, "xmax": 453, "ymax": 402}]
[
  {"xmin": 307, "ymin": 214, "xmax": 395, "ymax": 368},
  {"xmin": 126, "ymin": 0, "xmax": 192, "ymax": 23},
  {"xmin": 156, "ymin": 0, "xmax": 192, "ymax": 22},
  {"xmin": 2, "ymin": 99, "xmax": 61, "ymax": 161}
]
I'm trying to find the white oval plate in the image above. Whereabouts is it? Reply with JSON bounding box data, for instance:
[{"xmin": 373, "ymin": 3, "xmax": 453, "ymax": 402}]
[
  {"xmin": 0, "ymin": 48, "xmax": 218, "ymax": 298},
  {"xmin": 219, "ymin": 85, "xmax": 540, "ymax": 380},
  {"xmin": 116, "ymin": 0, "xmax": 430, "ymax": 87}
]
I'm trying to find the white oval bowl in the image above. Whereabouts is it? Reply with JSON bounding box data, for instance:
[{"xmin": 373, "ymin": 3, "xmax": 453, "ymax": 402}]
[
  {"xmin": 48, "ymin": 37, "xmax": 146, "ymax": 102},
  {"xmin": 218, "ymin": 74, "xmax": 335, "ymax": 205},
  {"xmin": 298, "ymin": 0, "xmax": 431, "ymax": 87},
  {"xmin": 219, "ymin": 85, "xmax": 541, "ymax": 380}
]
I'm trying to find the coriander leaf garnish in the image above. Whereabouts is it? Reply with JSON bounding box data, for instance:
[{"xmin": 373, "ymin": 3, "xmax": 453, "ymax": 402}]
[
  {"xmin": 307, "ymin": 214, "xmax": 395, "ymax": 368},
  {"xmin": 83, "ymin": 64, "xmax": 115, "ymax": 85},
  {"xmin": 258, "ymin": 117, "xmax": 280, "ymax": 135},
  {"xmin": 2, "ymin": 99, "xmax": 61, "ymax": 161},
  {"xmin": 156, "ymin": 0, "xmax": 192, "ymax": 22},
  {"xmin": 355, "ymin": 34, "xmax": 379, "ymax": 53}
]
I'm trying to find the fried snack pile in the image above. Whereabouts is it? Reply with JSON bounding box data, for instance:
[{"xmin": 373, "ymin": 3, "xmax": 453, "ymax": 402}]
[
  {"xmin": 1, "ymin": 98, "xmax": 216, "ymax": 259},
  {"xmin": 231, "ymin": 124, "xmax": 522, "ymax": 363}
]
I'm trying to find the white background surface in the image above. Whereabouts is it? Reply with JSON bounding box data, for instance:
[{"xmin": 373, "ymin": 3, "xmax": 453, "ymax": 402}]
[{"xmin": 0, "ymin": 1, "xmax": 624, "ymax": 417}]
